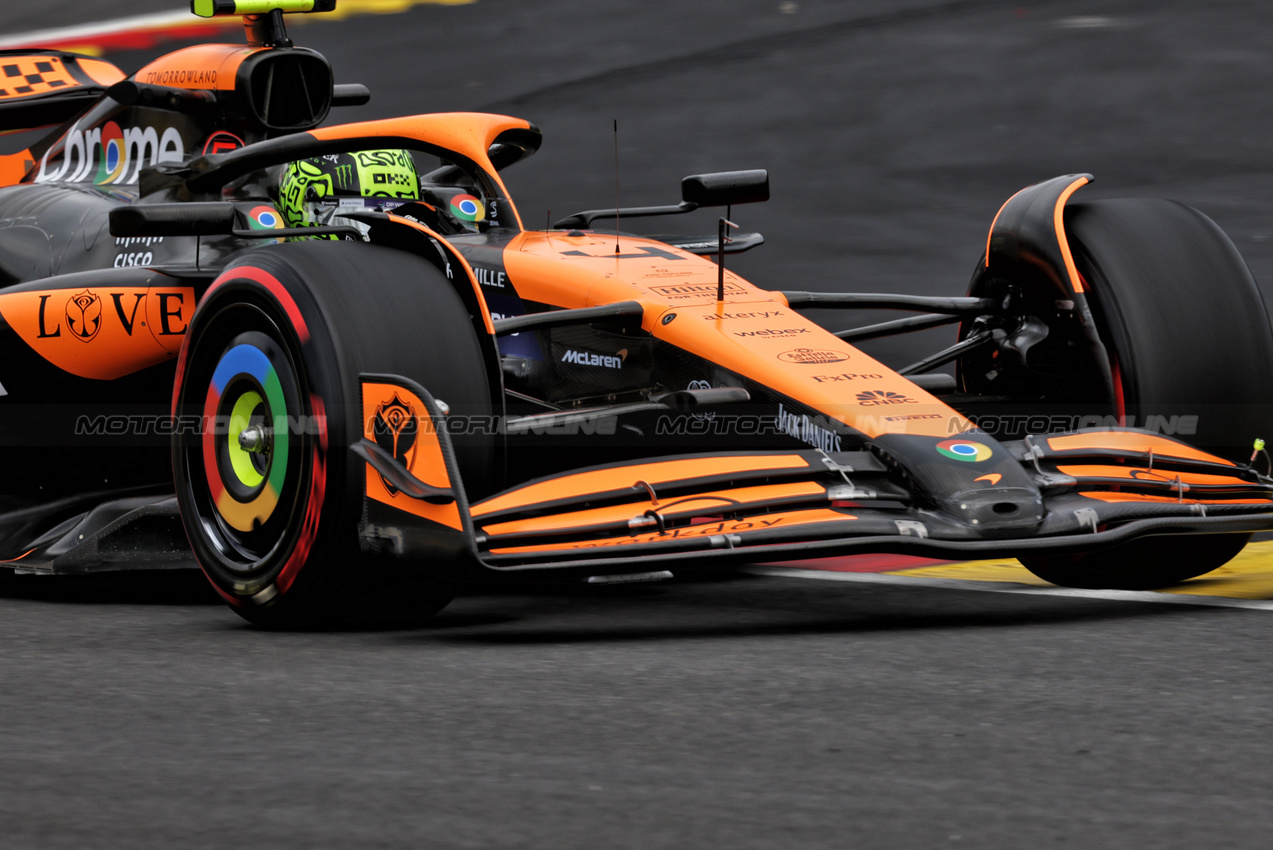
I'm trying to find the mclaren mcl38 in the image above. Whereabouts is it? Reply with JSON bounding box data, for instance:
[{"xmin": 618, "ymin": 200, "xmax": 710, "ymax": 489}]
[{"xmin": 2, "ymin": 1, "xmax": 1272, "ymax": 624}]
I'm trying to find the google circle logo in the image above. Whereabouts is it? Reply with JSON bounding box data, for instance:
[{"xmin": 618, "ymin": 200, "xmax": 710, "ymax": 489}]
[
  {"xmin": 97, "ymin": 122, "xmax": 127, "ymax": 184},
  {"xmin": 936, "ymin": 439, "xmax": 993, "ymax": 463},
  {"xmin": 450, "ymin": 194, "xmax": 485, "ymax": 222},
  {"xmin": 248, "ymin": 205, "xmax": 282, "ymax": 230}
]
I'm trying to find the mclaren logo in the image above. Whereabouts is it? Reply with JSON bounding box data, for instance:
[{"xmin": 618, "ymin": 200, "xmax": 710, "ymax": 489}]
[{"xmin": 561, "ymin": 348, "xmax": 628, "ymax": 369}]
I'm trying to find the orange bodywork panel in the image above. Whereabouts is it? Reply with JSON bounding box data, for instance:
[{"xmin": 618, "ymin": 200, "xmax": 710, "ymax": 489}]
[
  {"xmin": 480, "ymin": 480, "xmax": 830, "ymax": 538},
  {"xmin": 0, "ymin": 54, "xmax": 124, "ymax": 101},
  {"xmin": 312, "ymin": 114, "xmax": 534, "ymax": 229},
  {"xmin": 487, "ymin": 508, "xmax": 856, "ymax": 555},
  {"xmin": 76, "ymin": 58, "xmax": 128, "ymax": 87},
  {"xmin": 0, "ymin": 150, "xmax": 33, "ymax": 187},
  {"xmin": 1079, "ymin": 491, "xmax": 1273, "ymax": 506},
  {"xmin": 472, "ymin": 453, "xmax": 813, "ymax": 518},
  {"xmin": 0, "ymin": 55, "xmax": 127, "ymax": 187},
  {"xmin": 133, "ymin": 44, "xmax": 259, "ymax": 91},
  {"xmin": 361, "ymin": 380, "xmax": 463, "ymax": 531},
  {"xmin": 501, "ymin": 231, "xmax": 973, "ymax": 440},
  {"xmin": 0, "ymin": 284, "xmax": 194, "ymax": 380},
  {"xmin": 1057, "ymin": 465, "xmax": 1254, "ymax": 488},
  {"xmin": 1046, "ymin": 432, "xmax": 1234, "ymax": 465}
]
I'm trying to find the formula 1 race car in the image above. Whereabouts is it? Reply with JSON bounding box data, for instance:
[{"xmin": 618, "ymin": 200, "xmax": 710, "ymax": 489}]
[{"xmin": 3, "ymin": 1, "xmax": 1273, "ymax": 625}]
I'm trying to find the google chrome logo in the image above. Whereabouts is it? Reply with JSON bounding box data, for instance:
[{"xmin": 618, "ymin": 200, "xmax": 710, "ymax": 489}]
[
  {"xmin": 450, "ymin": 194, "xmax": 485, "ymax": 222},
  {"xmin": 936, "ymin": 439, "xmax": 993, "ymax": 462}
]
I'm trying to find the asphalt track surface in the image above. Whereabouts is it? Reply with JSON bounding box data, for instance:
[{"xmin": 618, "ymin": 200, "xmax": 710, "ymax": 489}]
[{"xmin": 5, "ymin": 1, "xmax": 1273, "ymax": 847}]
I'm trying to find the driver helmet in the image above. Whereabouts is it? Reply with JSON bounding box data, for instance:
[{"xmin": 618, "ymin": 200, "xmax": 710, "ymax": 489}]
[{"xmin": 277, "ymin": 149, "xmax": 419, "ymax": 237}]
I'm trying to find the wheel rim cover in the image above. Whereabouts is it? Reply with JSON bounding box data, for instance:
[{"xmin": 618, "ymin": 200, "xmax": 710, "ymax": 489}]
[{"xmin": 202, "ymin": 343, "xmax": 290, "ymax": 532}]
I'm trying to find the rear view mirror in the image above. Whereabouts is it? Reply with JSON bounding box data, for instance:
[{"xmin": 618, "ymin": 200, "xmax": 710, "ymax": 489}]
[{"xmin": 681, "ymin": 170, "xmax": 769, "ymax": 207}]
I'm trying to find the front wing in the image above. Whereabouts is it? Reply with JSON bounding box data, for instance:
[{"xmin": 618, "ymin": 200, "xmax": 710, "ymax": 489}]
[{"xmin": 357, "ymin": 375, "xmax": 1273, "ymax": 580}]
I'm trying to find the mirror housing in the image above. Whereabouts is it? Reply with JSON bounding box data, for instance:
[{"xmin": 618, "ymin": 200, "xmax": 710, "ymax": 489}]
[
  {"xmin": 681, "ymin": 170, "xmax": 769, "ymax": 207},
  {"xmin": 552, "ymin": 169, "xmax": 770, "ymax": 229}
]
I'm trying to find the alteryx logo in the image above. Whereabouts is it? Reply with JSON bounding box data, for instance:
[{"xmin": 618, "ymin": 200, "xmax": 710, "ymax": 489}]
[{"xmin": 561, "ymin": 349, "xmax": 628, "ymax": 369}]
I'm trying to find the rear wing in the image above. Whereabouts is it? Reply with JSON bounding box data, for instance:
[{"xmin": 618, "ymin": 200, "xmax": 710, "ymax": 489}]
[
  {"xmin": 0, "ymin": 51, "xmax": 124, "ymax": 130},
  {"xmin": 0, "ymin": 51, "xmax": 125, "ymax": 186}
]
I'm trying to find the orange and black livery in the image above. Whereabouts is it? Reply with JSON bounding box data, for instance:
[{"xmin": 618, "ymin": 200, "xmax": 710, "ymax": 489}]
[{"xmin": 2, "ymin": 1, "xmax": 1273, "ymax": 625}]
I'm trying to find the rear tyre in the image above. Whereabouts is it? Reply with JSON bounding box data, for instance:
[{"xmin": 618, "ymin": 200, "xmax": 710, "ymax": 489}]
[
  {"xmin": 965, "ymin": 198, "xmax": 1273, "ymax": 589},
  {"xmin": 173, "ymin": 242, "xmax": 494, "ymax": 626}
]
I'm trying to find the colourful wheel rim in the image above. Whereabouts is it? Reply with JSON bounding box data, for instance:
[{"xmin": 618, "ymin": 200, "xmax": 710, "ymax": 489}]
[
  {"xmin": 202, "ymin": 343, "xmax": 291, "ymax": 532},
  {"xmin": 226, "ymin": 389, "xmax": 266, "ymax": 490}
]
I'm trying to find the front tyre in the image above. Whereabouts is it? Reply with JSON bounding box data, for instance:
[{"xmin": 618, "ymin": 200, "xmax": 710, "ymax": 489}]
[
  {"xmin": 1019, "ymin": 532, "xmax": 1250, "ymax": 591},
  {"xmin": 177, "ymin": 306, "xmax": 322, "ymax": 614},
  {"xmin": 173, "ymin": 242, "xmax": 494, "ymax": 626},
  {"xmin": 973, "ymin": 198, "xmax": 1273, "ymax": 589}
]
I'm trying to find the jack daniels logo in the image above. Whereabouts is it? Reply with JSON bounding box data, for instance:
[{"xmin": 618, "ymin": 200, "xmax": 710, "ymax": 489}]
[{"xmin": 372, "ymin": 393, "xmax": 419, "ymax": 496}]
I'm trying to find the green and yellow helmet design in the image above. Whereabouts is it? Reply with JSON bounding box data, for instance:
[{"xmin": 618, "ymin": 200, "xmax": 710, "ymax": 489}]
[{"xmin": 277, "ymin": 149, "xmax": 419, "ymax": 231}]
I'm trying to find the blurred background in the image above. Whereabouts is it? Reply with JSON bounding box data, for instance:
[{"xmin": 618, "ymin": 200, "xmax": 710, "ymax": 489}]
[
  {"xmin": 5, "ymin": 6, "xmax": 1273, "ymax": 846},
  {"xmin": 4, "ymin": 0, "xmax": 1271, "ymax": 369}
]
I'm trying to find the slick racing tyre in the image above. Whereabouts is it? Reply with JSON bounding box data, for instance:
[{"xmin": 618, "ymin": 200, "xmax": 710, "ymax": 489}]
[
  {"xmin": 1018, "ymin": 532, "xmax": 1249, "ymax": 591},
  {"xmin": 965, "ymin": 197, "xmax": 1273, "ymax": 588},
  {"xmin": 1064, "ymin": 198, "xmax": 1273, "ymax": 461},
  {"xmin": 172, "ymin": 242, "xmax": 495, "ymax": 626}
]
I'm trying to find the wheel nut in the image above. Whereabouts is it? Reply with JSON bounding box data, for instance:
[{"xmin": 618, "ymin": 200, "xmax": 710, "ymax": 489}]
[{"xmin": 238, "ymin": 425, "xmax": 272, "ymax": 452}]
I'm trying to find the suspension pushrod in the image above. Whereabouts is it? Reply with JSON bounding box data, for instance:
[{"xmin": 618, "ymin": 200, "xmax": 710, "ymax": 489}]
[
  {"xmin": 897, "ymin": 330, "xmax": 996, "ymax": 376},
  {"xmin": 834, "ymin": 312, "xmax": 962, "ymax": 342},
  {"xmin": 780, "ymin": 291, "xmax": 996, "ymax": 315}
]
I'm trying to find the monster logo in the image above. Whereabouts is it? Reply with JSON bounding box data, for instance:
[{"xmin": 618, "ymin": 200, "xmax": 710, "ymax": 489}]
[
  {"xmin": 373, "ymin": 393, "xmax": 419, "ymax": 495},
  {"xmin": 65, "ymin": 290, "xmax": 101, "ymax": 342}
]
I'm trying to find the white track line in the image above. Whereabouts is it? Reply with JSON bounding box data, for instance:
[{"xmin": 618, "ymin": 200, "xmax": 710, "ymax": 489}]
[
  {"xmin": 0, "ymin": 11, "xmax": 198, "ymax": 49},
  {"xmin": 744, "ymin": 566, "xmax": 1273, "ymax": 611}
]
